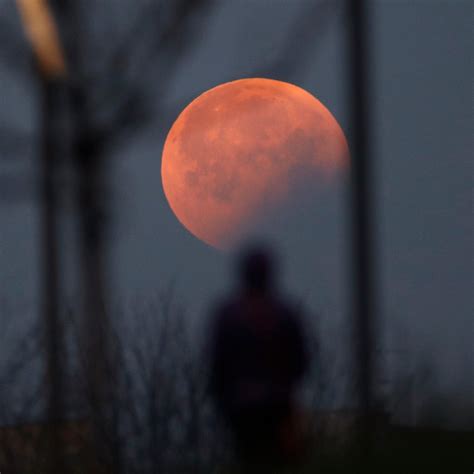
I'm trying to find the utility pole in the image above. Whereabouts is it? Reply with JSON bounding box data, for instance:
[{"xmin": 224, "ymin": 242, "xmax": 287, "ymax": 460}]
[
  {"xmin": 346, "ymin": 0, "xmax": 376, "ymax": 452},
  {"xmin": 64, "ymin": 2, "xmax": 118, "ymax": 466},
  {"xmin": 16, "ymin": 1, "xmax": 67, "ymax": 472},
  {"xmin": 72, "ymin": 104, "xmax": 117, "ymax": 468}
]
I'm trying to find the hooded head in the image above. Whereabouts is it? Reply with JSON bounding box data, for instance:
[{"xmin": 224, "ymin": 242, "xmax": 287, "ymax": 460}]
[{"xmin": 237, "ymin": 244, "xmax": 277, "ymax": 293}]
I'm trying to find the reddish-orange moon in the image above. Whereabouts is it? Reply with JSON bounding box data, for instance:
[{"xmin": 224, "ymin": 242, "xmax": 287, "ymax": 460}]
[{"xmin": 161, "ymin": 78, "xmax": 349, "ymax": 249}]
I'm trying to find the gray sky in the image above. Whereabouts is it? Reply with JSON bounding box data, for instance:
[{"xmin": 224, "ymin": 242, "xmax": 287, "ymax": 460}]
[{"xmin": 0, "ymin": 0, "xmax": 472, "ymax": 426}]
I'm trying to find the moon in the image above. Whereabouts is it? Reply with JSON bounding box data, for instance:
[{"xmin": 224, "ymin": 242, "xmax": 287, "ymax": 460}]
[{"xmin": 161, "ymin": 78, "xmax": 349, "ymax": 249}]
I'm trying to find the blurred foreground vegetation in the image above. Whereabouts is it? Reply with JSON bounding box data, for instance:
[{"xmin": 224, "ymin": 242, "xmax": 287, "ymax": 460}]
[
  {"xmin": 1, "ymin": 421, "xmax": 472, "ymax": 473},
  {"xmin": 1, "ymin": 292, "xmax": 472, "ymax": 473}
]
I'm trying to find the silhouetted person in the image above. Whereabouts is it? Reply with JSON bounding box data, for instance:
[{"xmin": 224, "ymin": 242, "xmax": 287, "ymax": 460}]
[{"xmin": 208, "ymin": 244, "xmax": 309, "ymax": 468}]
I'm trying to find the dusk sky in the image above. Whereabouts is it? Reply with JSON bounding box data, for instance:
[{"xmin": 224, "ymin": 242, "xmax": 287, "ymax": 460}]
[{"xmin": 1, "ymin": 1, "xmax": 472, "ymax": 427}]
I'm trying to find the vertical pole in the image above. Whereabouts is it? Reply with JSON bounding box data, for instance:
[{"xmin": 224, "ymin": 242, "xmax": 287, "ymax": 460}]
[
  {"xmin": 39, "ymin": 77, "xmax": 64, "ymax": 474},
  {"xmin": 16, "ymin": 1, "xmax": 67, "ymax": 468},
  {"xmin": 62, "ymin": 0, "xmax": 118, "ymax": 466},
  {"xmin": 71, "ymin": 89, "xmax": 119, "ymax": 472},
  {"xmin": 75, "ymin": 127, "xmax": 109, "ymax": 410},
  {"xmin": 346, "ymin": 0, "xmax": 376, "ymax": 442}
]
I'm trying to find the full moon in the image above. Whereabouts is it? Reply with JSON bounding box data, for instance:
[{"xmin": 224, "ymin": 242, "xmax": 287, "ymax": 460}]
[{"xmin": 161, "ymin": 78, "xmax": 349, "ymax": 249}]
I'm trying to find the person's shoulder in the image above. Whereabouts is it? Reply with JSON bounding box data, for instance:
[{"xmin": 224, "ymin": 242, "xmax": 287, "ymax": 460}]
[
  {"xmin": 274, "ymin": 294, "xmax": 308, "ymax": 331},
  {"xmin": 215, "ymin": 293, "xmax": 241, "ymax": 312},
  {"xmin": 211, "ymin": 294, "xmax": 241, "ymax": 324},
  {"xmin": 274, "ymin": 293, "xmax": 303, "ymax": 317}
]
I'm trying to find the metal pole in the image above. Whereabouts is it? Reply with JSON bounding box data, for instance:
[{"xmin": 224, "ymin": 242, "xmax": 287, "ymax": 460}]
[
  {"xmin": 59, "ymin": 0, "xmax": 118, "ymax": 467},
  {"xmin": 346, "ymin": 0, "xmax": 376, "ymax": 439},
  {"xmin": 71, "ymin": 84, "xmax": 119, "ymax": 473},
  {"xmin": 39, "ymin": 76, "xmax": 65, "ymax": 474},
  {"xmin": 74, "ymin": 122, "xmax": 110, "ymax": 408},
  {"xmin": 16, "ymin": 1, "xmax": 68, "ymax": 470}
]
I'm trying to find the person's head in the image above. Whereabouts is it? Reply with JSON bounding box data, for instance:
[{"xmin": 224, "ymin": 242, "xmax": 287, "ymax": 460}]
[{"xmin": 237, "ymin": 243, "xmax": 277, "ymax": 293}]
